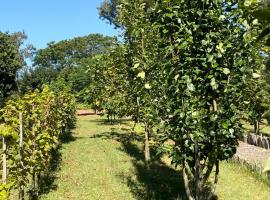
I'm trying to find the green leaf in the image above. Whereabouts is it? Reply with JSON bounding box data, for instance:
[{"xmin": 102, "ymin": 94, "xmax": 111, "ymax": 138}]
[
  {"xmin": 133, "ymin": 63, "xmax": 140, "ymax": 69},
  {"xmin": 137, "ymin": 71, "xmax": 145, "ymax": 79},
  {"xmin": 187, "ymin": 83, "xmax": 195, "ymax": 91},
  {"xmin": 252, "ymin": 73, "xmax": 261, "ymax": 78},
  {"xmin": 223, "ymin": 68, "xmax": 230, "ymax": 75},
  {"xmin": 145, "ymin": 83, "xmax": 151, "ymax": 89},
  {"xmin": 210, "ymin": 78, "xmax": 218, "ymax": 90}
]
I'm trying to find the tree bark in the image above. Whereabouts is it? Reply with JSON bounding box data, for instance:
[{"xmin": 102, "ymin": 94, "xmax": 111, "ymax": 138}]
[
  {"xmin": 202, "ymin": 161, "xmax": 214, "ymax": 186},
  {"xmin": 254, "ymin": 120, "xmax": 260, "ymax": 135},
  {"xmin": 212, "ymin": 161, "xmax": 219, "ymax": 194},
  {"xmin": 207, "ymin": 100, "xmax": 220, "ymax": 200},
  {"xmin": 208, "ymin": 161, "xmax": 219, "ymax": 200},
  {"xmin": 183, "ymin": 164, "xmax": 195, "ymax": 200},
  {"xmin": 131, "ymin": 120, "xmax": 137, "ymax": 139},
  {"xmin": 2, "ymin": 137, "xmax": 7, "ymax": 184},
  {"xmin": 132, "ymin": 121, "xmax": 137, "ymax": 132}
]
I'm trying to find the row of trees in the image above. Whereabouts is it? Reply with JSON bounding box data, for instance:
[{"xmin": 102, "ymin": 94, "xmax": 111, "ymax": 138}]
[
  {"xmin": 0, "ymin": 32, "xmax": 76, "ymax": 199},
  {"xmin": 0, "ymin": 86, "xmax": 76, "ymax": 199},
  {"xmin": 94, "ymin": 0, "xmax": 268, "ymax": 199}
]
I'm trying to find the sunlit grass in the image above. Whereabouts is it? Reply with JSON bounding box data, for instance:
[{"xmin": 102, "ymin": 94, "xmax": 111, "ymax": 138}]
[{"xmin": 39, "ymin": 115, "xmax": 270, "ymax": 200}]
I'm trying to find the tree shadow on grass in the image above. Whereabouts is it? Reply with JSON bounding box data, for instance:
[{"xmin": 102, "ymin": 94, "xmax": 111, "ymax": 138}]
[
  {"xmin": 38, "ymin": 146, "xmax": 62, "ymax": 196},
  {"xmin": 38, "ymin": 129, "xmax": 76, "ymax": 197},
  {"xmin": 124, "ymin": 161, "xmax": 187, "ymax": 200},
  {"xmin": 90, "ymin": 118, "xmax": 131, "ymax": 126},
  {"xmin": 60, "ymin": 130, "xmax": 76, "ymax": 144},
  {"xmin": 92, "ymin": 131, "xmax": 187, "ymax": 200},
  {"xmin": 92, "ymin": 130, "xmax": 143, "ymax": 143}
]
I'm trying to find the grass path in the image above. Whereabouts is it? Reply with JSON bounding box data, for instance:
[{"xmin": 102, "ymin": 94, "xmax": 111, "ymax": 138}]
[
  {"xmin": 40, "ymin": 115, "xmax": 136, "ymax": 200},
  {"xmin": 40, "ymin": 115, "xmax": 270, "ymax": 200}
]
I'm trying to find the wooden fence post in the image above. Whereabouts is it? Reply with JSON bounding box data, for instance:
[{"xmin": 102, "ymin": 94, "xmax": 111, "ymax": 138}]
[
  {"xmin": 31, "ymin": 104, "xmax": 38, "ymax": 198},
  {"xmin": 2, "ymin": 136, "xmax": 7, "ymax": 184},
  {"xmin": 19, "ymin": 112, "xmax": 24, "ymax": 200}
]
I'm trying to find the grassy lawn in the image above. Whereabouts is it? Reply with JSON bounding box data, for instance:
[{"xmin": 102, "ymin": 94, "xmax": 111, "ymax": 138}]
[
  {"xmin": 39, "ymin": 115, "xmax": 270, "ymax": 200},
  {"xmin": 218, "ymin": 162, "xmax": 270, "ymax": 200}
]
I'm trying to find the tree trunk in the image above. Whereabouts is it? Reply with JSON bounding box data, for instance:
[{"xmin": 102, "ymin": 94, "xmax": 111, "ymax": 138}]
[
  {"xmin": 132, "ymin": 120, "xmax": 137, "ymax": 132},
  {"xmin": 208, "ymin": 161, "xmax": 219, "ymax": 200},
  {"xmin": 254, "ymin": 120, "xmax": 260, "ymax": 134},
  {"xmin": 202, "ymin": 162, "xmax": 214, "ymax": 186},
  {"xmin": 183, "ymin": 164, "xmax": 195, "ymax": 200},
  {"xmin": 207, "ymin": 100, "xmax": 220, "ymax": 200},
  {"xmin": 212, "ymin": 161, "xmax": 219, "ymax": 194},
  {"xmin": 2, "ymin": 137, "xmax": 7, "ymax": 184},
  {"xmin": 19, "ymin": 112, "xmax": 25, "ymax": 200},
  {"xmin": 110, "ymin": 115, "xmax": 113, "ymax": 124},
  {"xmin": 144, "ymin": 123, "xmax": 151, "ymax": 165},
  {"xmin": 131, "ymin": 120, "xmax": 137, "ymax": 138}
]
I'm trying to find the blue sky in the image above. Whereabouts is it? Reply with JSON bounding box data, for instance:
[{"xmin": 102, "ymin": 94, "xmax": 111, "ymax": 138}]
[{"xmin": 0, "ymin": 0, "xmax": 117, "ymax": 49}]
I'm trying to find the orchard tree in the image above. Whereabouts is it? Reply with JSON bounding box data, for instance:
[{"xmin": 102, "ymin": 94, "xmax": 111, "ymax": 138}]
[
  {"xmin": 116, "ymin": 0, "xmax": 162, "ymax": 164},
  {"xmin": 244, "ymin": 0, "xmax": 270, "ymax": 133},
  {"xmin": 82, "ymin": 45, "xmax": 132, "ymax": 121},
  {"xmin": 100, "ymin": 46, "xmax": 130, "ymax": 121},
  {"xmin": 99, "ymin": 0, "xmax": 158, "ymax": 163},
  {"xmin": 150, "ymin": 0, "xmax": 261, "ymax": 199},
  {"xmin": 78, "ymin": 55, "xmax": 108, "ymax": 111},
  {"xmin": 100, "ymin": 0, "xmax": 263, "ymax": 198},
  {"xmin": 243, "ymin": 70, "xmax": 270, "ymax": 134}
]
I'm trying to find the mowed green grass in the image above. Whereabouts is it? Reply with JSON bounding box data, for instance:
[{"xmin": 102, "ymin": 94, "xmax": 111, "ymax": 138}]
[
  {"xmin": 40, "ymin": 116, "xmax": 136, "ymax": 200},
  {"xmin": 39, "ymin": 115, "xmax": 270, "ymax": 200},
  {"xmin": 218, "ymin": 162, "xmax": 270, "ymax": 200}
]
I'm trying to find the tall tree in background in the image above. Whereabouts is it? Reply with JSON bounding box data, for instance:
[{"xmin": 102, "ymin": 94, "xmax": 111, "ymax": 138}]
[
  {"xmin": 98, "ymin": 0, "xmax": 120, "ymax": 27},
  {"xmin": 19, "ymin": 34, "xmax": 116, "ymax": 94},
  {"xmin": 34, "ymin": 34, "xmax": 115, "ymax": 70},
  {"xmin": 0, "ymin": 32, "xmax": 24, "ymax": 105}
]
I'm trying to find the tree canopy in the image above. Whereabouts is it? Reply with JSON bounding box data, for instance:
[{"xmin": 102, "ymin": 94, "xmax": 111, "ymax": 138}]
[
  {"xmin": 98, "ymin": 0, "xmax": 120, "ymax": 27},
  {"xmin": 0, "ymin": 32, "xmax": 24, "ymax": 104},
  {"xmin": 98, "ymin": 0, "xmax": 264, "ymax": 199},
  {"xmin": 19, "ymin": 34, "xmax": 116, "ymax": 95},
  {"xmin": 33, "ymin": 34, "xmax": 115, "ymax": 70}
]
